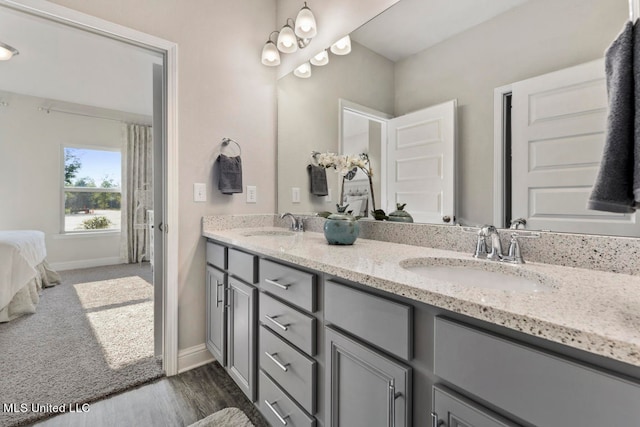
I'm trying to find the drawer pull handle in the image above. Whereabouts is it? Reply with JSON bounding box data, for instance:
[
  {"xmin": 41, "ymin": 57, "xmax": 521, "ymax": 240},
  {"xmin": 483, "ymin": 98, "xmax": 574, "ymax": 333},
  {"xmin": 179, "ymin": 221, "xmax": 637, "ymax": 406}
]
[
  {"xmin": 264, "ymin": 400, "xmax": 289, "ymax": 425},
  {"xmin": 265, "ymin": 278, "xmax": 290, "ymax": 290},
  {"xmin": 264, "ymin": 315, "xmax": 289, "ymax": 331},
  {"xmin": 265, "ymin": 352, "xmax": 290, "ymax": 372}
]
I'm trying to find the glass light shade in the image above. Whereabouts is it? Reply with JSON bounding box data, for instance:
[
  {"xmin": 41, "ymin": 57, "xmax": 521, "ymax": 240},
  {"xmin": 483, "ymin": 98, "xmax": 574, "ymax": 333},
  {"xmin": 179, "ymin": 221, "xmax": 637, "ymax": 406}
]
[
  {"xmin": 0, "ymin": 42, "xmax": 19, "ymax": 61},
  {"xmin": 310, "ymin": 50, "xmax": 329, "ymax": 66},
  {"xmin": 330, "ymin": 35, "xmax": 351, "ymax": 55},
  {"xmin": 261, "ymin": 41, "xmax": 281, "ymax": 66},
  {"xmin": 277, "ymin": 24, "xmax": 298, "ymax": 53},
  {"xmin": 295, "ymin": 4, "xmax": 317, "ymax": 39},
  {"xmin": 293, "ymin": 62, "xmax": 312, "ymax": 78}
]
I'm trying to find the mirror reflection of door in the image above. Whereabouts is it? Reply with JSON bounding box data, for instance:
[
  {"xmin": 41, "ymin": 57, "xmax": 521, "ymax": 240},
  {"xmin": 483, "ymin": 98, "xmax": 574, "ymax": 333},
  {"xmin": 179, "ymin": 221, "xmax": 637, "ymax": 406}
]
[
  {"xmin": 387, "ymin": 100, "xmax": 457, "ymax": 224},
  {"xmin": 340, "ymin": 100, "xmax": 390, "ymax": 217},
  {"xmin": 503, "ymin": 59, "xmax": 640, "ymax": 237},
  {"xmin": 341, "ymin": 99, "xmax": 457, "ymax": 223}
]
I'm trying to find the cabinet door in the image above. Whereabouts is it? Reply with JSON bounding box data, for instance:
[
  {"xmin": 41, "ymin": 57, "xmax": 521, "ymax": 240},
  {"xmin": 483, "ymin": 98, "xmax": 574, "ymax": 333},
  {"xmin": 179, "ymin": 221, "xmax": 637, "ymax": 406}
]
[
  {"xmin": 325, "ymin": 326, "xmax": 411, "ymax": 427},
  {"xmin": 205, "ymin": 266, "xmax": 226, "ymax": 365},
  {"xmin": 227, "ymin": 277, "xmax": 257, "ymax": 401},
  {"xmin": 432, "ymin": 386, "xmax": 519, "ymax": 427}
]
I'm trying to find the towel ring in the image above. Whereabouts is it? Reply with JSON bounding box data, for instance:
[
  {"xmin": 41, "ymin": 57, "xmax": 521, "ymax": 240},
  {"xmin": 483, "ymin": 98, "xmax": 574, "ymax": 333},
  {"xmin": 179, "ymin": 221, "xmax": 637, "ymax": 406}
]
[{"xmin": 220, "ymin": 137, "xmax": 241, "ymax": 156}]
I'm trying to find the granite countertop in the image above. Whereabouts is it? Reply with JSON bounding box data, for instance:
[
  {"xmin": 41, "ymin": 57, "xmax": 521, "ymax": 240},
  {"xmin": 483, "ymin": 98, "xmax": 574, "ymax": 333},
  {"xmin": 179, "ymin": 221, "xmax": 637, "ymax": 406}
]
[{"xmin": 202, "ymin": 226, "xmax": 640, "ymax": 368}]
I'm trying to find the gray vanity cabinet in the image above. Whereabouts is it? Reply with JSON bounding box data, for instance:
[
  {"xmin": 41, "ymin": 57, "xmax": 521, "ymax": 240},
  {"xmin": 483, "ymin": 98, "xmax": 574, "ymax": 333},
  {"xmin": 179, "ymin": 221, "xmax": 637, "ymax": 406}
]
[
  {"xmin": 205, "ymin": 241, "xmax": 258, "ymax": 402},
  {"xmin": 226, "ymin": 276, "xmax": 257, "ymax": 402},
  {"xmin": 205, "ymin": 265, "xmax": 226, "ymax": 365},
  {"xmin": 432, "ymin": 386, "xmax": 519, "ymax": 427},
  {"xmin": 325, "ymin": 326, "xmax": 412, "ymax": 427}
]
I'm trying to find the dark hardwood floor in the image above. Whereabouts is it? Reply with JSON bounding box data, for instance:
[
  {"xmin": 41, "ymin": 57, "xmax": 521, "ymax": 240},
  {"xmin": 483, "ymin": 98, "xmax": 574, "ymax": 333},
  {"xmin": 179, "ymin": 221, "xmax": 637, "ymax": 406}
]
[{"xmin": 33, "ymin": 363, "xmax": 269, "ymax": 427}]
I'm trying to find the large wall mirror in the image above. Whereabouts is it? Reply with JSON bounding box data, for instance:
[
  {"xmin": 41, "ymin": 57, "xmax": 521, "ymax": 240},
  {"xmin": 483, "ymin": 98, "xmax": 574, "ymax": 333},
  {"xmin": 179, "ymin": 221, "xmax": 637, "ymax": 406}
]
[{"xmin": 277, "ymin": 0, "xmax": 633, "ymax": 235}]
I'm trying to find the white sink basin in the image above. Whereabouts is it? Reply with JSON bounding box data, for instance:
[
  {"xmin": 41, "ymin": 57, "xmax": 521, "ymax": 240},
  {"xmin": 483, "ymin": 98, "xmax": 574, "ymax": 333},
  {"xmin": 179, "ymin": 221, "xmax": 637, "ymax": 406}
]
[
  {"xmin": 241, "ymin": 230, "xmax": 296, "ymax": 237},
  {"xmin": 400, "ymin": 257, "xmax": 556, "ymax": 293}
]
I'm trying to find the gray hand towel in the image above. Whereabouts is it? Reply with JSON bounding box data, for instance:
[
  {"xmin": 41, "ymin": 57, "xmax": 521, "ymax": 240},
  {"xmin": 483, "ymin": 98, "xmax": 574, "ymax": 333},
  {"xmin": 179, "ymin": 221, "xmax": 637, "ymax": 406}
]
[
  {"xmin": 588, "ymin": 21, "xmax": 635, "ymax": 213},
  {"xmin": 217, "ymin": 154, "xmax": 243, "ymax": 194},
  {"xmin": 307, "ymin": 164, "xmax": 328, "ymax": 196}
]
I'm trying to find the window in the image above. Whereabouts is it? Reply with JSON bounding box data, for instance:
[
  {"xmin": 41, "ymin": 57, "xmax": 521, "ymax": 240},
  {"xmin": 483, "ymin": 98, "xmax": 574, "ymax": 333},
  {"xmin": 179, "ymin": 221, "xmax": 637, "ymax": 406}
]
[{"xmin": 63, "ymin": 147, "xmax": 122, "ymax": 233}]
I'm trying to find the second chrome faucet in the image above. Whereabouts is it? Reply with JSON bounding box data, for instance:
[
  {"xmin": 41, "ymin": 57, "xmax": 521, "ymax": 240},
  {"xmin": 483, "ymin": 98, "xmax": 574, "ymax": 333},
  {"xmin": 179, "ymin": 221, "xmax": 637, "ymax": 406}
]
[
  {"xmin": 280, "ymin": 212, "xmax": 304, "ymax": 232},
  {"xmin": 471, "ymin": 225, "xmax": 539, "ymax": 264}
]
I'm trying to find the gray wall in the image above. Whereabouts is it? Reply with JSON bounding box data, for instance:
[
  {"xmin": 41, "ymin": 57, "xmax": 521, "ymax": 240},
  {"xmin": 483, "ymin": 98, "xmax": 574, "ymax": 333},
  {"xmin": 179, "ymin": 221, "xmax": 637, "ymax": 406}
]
[
  {"xmin": 277, "ymin": 41, "xmax": 394, "ymax": 215},
  {"xmin": 394, "ymin": 0, "xmax": 627, "ymax": 225}
]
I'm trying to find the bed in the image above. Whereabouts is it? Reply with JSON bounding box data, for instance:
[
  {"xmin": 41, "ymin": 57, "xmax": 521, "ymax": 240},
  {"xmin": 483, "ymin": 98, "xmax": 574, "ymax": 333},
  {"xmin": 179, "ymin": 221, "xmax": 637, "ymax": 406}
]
[{"xmin": 0, "ymin": 230, "xmax": 60, "ymax": 322}]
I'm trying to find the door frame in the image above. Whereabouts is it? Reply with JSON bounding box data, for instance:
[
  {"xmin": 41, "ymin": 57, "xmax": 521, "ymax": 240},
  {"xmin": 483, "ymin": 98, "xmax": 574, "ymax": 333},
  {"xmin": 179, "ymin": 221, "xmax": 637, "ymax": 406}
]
[
  {"xmin": 493, "ymin": 84, "xmax": 512, "ymax": 228},
  {"xmin": 1, "ymin": 0, "xmax": 180, "ymax": 375},
  {"xmin": 338, "ymin": 99, "xmax": 392, "ymax": 210}
]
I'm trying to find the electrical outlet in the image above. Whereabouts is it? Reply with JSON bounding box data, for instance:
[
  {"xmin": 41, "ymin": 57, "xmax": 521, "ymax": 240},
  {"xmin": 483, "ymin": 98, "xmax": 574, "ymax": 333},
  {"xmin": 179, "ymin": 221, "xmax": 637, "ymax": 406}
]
[
  {"xmin": 246, "ymin": 185, "xmax": 257, "ymax": 203},
  {"xmin": 193, "ymin": 183, "xmax": 206, "ymax": 202},
  {"xmin": 292, "ymin": 187, "xmax": 301, "ymax": 203}
]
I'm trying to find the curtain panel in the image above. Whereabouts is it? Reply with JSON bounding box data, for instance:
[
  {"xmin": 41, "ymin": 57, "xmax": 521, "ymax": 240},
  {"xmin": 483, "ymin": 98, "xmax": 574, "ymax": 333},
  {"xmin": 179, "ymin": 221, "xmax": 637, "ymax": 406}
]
[{"xmin": 121, "ymin": 124, "xmax": 153, "ymax": 263}]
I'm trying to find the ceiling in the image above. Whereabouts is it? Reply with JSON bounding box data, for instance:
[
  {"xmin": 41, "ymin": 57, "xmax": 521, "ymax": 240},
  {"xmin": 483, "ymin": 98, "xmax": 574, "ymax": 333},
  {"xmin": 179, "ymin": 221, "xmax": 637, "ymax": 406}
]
[
  {"xmin": 351, "ymin": 0, "xmax": 528, "ymax": 62},
  {"xmin": 0, "ymin": 5, "xmax": 161, "ymax": 116}
]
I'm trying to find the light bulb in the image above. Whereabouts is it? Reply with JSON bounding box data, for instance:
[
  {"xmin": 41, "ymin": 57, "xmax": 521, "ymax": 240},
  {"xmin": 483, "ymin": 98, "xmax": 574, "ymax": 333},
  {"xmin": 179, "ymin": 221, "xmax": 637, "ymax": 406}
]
[
  {"xmin": 261, "ymin": 40, "xmax": 280, "ymax": 66},
  {"xmin": 294, "ymin": 62, "xmax": 312, "ymax": 78},
  {"xmin": 330, "ymin": 35, "xmax": 351, "ymax": 55},
  {"xmin": 295, "ymin": 3, "xmax": 317, "ymax": 39},
  {"xmin": 0, "ymin": 42, "xmax": 19, "ymax": 61},
  {"xmin": 310, "ymin": 49, "xmax": 329, "ymax": 66},
  {"xmin": 277, "ymin": 24, "xmax": 298, "ymax": 53}
]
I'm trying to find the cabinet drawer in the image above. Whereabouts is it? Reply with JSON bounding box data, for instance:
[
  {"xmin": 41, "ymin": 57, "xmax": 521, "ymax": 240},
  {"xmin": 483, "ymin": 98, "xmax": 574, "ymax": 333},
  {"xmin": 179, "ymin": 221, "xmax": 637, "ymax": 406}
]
[
  {"xmin": 260, "ymin": 292, "xmax": 316, "ymax": 355},
  {"xmin": 434, "ymin": 317, "xmax": 640, "ymax": 427},
  {"xmin": 206, "ymin": 240, "xmax": 226, "ymax": 270},
  {"xmin": 260, "ymin": 259, "xmax": 316, "ymax": 312},
  {"xmin": 259, "ymin": 370, "xmax": 316, "ymax": 427},
  {"xmin": 228, "ymin": 248, "xmax": 258, "ymax": 284},
  {"xmin": 260, "ymin": 325, "xmax": 316, "ymax": 414},
  {"xmin": 324, "ymin": 280, "xmax": 412, "ymax": 360}
]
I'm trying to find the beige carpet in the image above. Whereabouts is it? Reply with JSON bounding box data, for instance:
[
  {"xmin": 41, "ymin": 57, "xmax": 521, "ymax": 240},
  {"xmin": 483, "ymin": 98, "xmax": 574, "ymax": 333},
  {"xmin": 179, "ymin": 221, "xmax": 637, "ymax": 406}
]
[
  {"xmin": 0, "ymin": 263, "xmax": 163, "ymax": 427},
  {"xmin": 190, "ymin": 408, "xmax": 255, "ymax": 427}
]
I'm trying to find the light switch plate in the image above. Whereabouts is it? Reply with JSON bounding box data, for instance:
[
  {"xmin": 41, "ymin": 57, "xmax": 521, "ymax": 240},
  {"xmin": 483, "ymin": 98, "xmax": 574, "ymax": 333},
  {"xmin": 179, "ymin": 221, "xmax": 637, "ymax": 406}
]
[
  {"xmin": 246, "ymin": 185, "xmax": 257, "ymax": 203},
  {"xmin": 292, "ymin": 187, "xmax": 300, "ymax": 203},
  {"xmin": 193, "ymin": 183, "xmax": 206, "ymax": 202}
]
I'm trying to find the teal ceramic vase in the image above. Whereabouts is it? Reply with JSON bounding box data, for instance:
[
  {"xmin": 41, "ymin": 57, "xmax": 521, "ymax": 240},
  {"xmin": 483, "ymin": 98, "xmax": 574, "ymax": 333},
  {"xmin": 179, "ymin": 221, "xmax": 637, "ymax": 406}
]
[
  {"xmin": 323, "ymin": 204, "xmax": 360, "ymax": 245},
  {"xmin": 388, "ymin": 203, "xmax": 414, "ymax": 223}
]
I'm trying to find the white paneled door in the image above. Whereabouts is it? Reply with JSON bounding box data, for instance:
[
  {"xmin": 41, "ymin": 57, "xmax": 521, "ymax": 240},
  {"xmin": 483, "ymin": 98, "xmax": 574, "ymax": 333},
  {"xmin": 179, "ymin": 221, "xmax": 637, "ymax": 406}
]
[
  {"xmin": 386, "ymin": 100, "xmax": 456, "ymax": 224},
  {"xmin": 511, "ymin": 59, "xmax": 640, "ymax": 236}
]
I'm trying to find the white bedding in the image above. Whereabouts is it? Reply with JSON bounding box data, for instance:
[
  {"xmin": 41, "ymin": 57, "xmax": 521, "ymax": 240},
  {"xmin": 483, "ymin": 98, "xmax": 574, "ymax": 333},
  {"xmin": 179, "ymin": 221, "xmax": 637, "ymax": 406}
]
[{"xmin": 0, "ymin": 230, "xmax": 48, "ymax": 315}]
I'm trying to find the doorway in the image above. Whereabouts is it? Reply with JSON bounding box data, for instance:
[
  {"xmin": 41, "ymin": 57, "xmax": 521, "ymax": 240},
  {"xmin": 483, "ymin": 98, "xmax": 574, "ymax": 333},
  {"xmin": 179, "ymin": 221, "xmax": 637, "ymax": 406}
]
[{"xmin": 0, "ymin": 0, "xmax": 178, "ymax": 374}]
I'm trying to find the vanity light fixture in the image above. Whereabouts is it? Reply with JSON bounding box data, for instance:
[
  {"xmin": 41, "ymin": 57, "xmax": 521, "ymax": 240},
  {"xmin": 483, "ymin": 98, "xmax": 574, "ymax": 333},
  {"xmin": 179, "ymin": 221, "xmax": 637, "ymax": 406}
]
[
  {"xmin": 261, "ymin": 31, "xmax": 281, "ymax": 66},
  {"xmin": 262, "ymin": 2, "xmax": 317, "ymax": 66},
  {"xmin": 330, "ymin": 35, "xmax": 351, "ymax": 55},
  {"xmin": 293, "ymin": 61, "xmax": 312, "ymax": 78},
  {"xmin": 294, "ymin": 2, "xmax": 317, "ymax": 39},
  {"xmin": 277, "ymin": 20, "xmax": 298, "ymax": 53},
  {"xmin": 0, "ymin": 42, "xmax": 19, "ymax": 61},
  {"xmin": 310, "ymin": 49, "xmax": 329, "ymax": 66}
]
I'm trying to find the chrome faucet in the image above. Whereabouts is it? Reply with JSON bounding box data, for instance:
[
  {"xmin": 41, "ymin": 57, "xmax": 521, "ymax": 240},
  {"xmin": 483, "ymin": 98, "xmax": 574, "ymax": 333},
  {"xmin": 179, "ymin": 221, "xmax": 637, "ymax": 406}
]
[
  {"xmin": 474, "ymin": 225, "xmax": 503, "ymax": 261},
  {"xmin": 469, "ymin": 225, "xmax": 539, "ymax": 264},
  {"xmin": 280, "ymin": 213, "xmax": 304, "ymax": 231}
]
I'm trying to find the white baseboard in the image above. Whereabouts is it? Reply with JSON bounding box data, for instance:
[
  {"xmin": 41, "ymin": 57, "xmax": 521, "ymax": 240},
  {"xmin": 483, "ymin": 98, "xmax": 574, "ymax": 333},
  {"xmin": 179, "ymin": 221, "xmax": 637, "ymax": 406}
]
[
  {"xmin": 50, "ymin": 256, "xmax": 125, "ymax": 271},
  {"xmin": 177, "ymin": 343, "xmax": 215, "ymax": 374}
]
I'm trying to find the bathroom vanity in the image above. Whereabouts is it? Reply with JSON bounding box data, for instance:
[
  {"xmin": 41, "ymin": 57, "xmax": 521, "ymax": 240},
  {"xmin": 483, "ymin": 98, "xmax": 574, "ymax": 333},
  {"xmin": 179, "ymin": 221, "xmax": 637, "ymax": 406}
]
[{"xmin": 202, "ymin": 218, "xmax": 640, "ymax": 427}]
